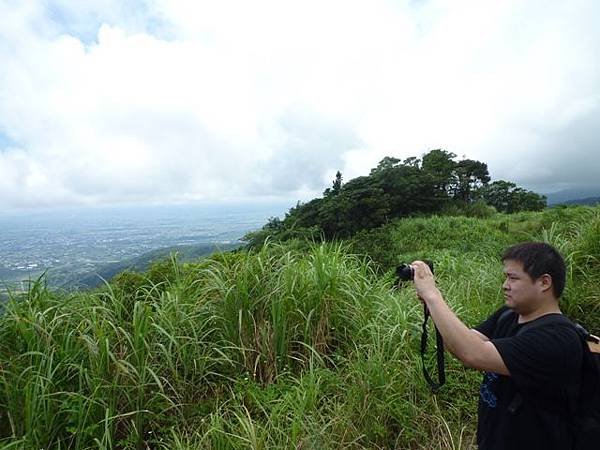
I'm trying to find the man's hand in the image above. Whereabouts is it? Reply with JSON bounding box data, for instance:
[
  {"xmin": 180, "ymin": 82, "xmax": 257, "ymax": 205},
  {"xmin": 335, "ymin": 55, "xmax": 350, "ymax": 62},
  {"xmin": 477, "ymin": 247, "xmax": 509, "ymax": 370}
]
[
  {"xmin": 411, "ymin": 260, "xmax": 443, "ymax": 305},
  {"xmin": 410, "ymin": 260, "xmax": 510, "ymax": 375}
]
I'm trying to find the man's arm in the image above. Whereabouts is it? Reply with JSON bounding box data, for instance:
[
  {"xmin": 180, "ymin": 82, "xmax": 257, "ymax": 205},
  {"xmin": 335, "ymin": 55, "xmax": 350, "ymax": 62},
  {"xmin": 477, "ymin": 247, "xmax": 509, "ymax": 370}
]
[
  {"xmin": 471, "ymin": 329, "xmax": 489, "ymax": 342},
  {"xmin": 443, "ymin": 330, "xmax": 486, "ymax": 350},
  {"xmin": 412, "ymin": 261, "xmax": 509, "ymax": 376}
]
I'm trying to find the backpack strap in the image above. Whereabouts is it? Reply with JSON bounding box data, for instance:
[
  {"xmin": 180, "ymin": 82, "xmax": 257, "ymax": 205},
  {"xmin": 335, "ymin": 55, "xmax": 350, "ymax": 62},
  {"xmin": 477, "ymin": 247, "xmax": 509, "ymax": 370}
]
[
  {"xmin": 496, "ymin": 307, "xmax": 514, "ymax": 328},
  {"xmin": 517, "ymin": 312, "xmax": 574, "ymax": 333},
  {"xmin": 573, "ymin": 323, "xmax": 600, "ymax": 353}
]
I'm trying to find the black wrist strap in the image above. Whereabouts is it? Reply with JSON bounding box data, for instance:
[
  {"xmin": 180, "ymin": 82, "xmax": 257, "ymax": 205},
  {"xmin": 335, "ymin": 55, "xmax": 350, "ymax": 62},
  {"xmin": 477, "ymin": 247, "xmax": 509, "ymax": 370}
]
[{"xmin": 420, "ymin": 303, "xmax": 446, "ymax": 393}]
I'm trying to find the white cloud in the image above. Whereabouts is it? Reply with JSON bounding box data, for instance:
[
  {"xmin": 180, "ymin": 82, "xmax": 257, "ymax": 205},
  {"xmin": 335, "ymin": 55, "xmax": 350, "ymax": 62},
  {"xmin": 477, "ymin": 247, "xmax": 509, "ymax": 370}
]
[{"xmin": 1, "ymin": 0, "xmax": 600, "ymax": 210}]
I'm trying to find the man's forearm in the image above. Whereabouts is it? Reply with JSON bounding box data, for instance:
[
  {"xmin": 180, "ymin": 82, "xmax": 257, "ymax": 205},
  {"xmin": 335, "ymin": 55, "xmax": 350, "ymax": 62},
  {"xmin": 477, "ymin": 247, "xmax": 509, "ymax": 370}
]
[
  {"xmin": 410, "ymin": 260, "xmax": 509, "ymax": 374},
  {"xmin": 423, "ymin": 290, "xmax": 486, "ymax": 364}
]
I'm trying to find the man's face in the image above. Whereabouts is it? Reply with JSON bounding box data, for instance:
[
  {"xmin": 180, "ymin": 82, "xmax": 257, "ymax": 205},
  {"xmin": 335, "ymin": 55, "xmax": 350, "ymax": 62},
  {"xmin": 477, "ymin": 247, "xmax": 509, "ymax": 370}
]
[{"xmin": 502, "ymin": 259, "xmax": 541, "ymax": 313}]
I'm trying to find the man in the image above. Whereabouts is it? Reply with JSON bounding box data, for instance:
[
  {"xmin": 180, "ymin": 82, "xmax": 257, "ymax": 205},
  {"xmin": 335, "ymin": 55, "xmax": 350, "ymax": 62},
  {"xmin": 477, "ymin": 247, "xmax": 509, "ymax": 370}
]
[{"xmin": 411, "ymin": 242, "xmax": 582, "ymax": 449}]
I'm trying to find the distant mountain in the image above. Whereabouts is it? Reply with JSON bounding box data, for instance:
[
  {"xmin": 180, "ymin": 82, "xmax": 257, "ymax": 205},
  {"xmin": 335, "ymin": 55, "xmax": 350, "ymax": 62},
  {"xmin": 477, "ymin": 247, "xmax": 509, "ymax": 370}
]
[
  {"xmin": 57, "ymin": 242, "xmax": 241, "ymax": 289},
  {"xmin": 559, "ymin": 197, "xmax": 600, "ymax": 206},
  {"xmin": 545, "ymin": 188, "xmax": 600, "ymax": 205}
]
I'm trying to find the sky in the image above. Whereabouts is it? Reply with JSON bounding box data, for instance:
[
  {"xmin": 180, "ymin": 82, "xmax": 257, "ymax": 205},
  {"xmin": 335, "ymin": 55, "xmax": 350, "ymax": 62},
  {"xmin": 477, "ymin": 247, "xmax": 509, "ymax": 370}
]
[{"xmin": 1, "ymin": 0, "xmax": 599, "ymax": 211}]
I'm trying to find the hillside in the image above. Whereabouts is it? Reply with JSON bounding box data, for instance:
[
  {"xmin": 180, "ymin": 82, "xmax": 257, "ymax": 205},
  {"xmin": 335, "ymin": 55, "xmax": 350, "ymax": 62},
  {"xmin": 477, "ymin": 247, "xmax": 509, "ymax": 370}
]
[
  {"xmin": 0, "ymin": 243, "xmax": 242, "ymax": 304},
  {"xmin": 1, "ymin": 205, "xmax": 599, "ymax": 449},
  {"xmin": 546, "ymin": 187, "xmax": 600, "ymax": 205},
  {"xmin": 560, "ymin": 196, "xmax": 600, "ymax": 206},
  {"xmin": 57, "ymin": 242, "xmax": 242, "ymax": 289}
]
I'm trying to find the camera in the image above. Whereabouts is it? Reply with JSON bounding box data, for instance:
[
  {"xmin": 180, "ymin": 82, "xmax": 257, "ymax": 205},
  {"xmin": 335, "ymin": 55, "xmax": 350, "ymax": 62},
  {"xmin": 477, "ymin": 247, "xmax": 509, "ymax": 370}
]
[
  {"xmin": 393, "ymin": 259, "xmax": 444, "ymax": 392},
  {"xmin": 395, "ymin": 260, "xmax": 434, "ymax": 283}
]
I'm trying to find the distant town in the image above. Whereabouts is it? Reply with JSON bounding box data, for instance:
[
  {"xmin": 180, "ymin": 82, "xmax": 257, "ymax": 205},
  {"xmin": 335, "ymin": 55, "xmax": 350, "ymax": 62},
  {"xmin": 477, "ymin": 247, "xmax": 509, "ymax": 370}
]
[{"xmin": 0, "ymin": 203, "xmax": 287, "ymax": 294}]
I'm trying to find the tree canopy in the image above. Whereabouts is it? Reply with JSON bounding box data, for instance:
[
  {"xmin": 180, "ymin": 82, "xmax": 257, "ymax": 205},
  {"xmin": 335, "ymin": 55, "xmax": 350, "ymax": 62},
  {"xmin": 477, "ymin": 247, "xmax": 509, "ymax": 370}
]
[
  {"xmin": 244, "ymin": 149, "xmax": 546, "ymax": 247},
  {"xmin": 479, "ymin": 180, "xmax": 547, "ymax": 213}
]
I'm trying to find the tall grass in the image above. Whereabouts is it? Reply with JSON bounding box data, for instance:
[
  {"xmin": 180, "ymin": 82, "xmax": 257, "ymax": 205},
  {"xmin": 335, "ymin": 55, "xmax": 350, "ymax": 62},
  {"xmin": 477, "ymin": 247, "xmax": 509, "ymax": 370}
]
[{"xmin": 1, "ymin": 205, "xmax": 599, "ymax": 449}]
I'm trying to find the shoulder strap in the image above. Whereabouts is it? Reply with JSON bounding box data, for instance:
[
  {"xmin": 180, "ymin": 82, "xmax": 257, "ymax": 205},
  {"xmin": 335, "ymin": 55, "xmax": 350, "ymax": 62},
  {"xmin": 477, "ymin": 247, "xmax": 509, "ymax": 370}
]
[
  {"xmin": 497, "ymin": 308, "xmax": 514, "ymax": 328},
  {"xmin": 488, "ymin": 307, "xmax": 516, "ymax": 337},
  {"xmin": 573, "ymin": 324, "xmax": 600, "ymax": 354},
  {"xmin": 517, "ymin": 315, "xmax": 600, "ymax": 354},
  {"xmin": 588, "ymin": 336, "xmax": 600, "ymax": 354},
  {"xmin": 421, "ymin": 303, "xmax": 446, "ymax": 392},
  {"xmin": 515, "ymin": 313, "xmax": 574, "ymax": 336}
]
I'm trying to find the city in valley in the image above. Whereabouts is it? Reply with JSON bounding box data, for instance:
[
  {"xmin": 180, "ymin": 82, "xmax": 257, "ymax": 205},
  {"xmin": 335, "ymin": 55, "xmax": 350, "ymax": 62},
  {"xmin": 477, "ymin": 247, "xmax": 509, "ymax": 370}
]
[{"xmin": 0, "ymin": 203, "xmax": 286, "ymax": 294}]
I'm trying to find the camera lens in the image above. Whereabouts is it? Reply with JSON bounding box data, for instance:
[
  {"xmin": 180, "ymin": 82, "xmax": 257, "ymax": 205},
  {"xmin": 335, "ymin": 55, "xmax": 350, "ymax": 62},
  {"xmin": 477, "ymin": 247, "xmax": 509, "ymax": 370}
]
[
  {"xmin": 395, "ymin": 260, "xmax": 434, "ymax": 285},
  {"xmin": 396, "ymin": 264, "xmax": 414, "ymax": 281}
]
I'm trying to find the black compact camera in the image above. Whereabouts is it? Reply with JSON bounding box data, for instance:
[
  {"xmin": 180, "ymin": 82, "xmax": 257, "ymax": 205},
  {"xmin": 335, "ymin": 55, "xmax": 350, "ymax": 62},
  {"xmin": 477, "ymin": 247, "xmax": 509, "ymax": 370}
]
[{"xmin": 395, "ymin": 260, "xmax": 434, "ymax": 283}]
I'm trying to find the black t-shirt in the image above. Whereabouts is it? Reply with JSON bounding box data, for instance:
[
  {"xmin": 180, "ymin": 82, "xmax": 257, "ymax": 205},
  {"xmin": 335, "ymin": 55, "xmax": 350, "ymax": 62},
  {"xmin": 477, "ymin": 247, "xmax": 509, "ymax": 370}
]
[{"xmin": 475, "ymin": 307, "xmax": 582, "ymax": 450}]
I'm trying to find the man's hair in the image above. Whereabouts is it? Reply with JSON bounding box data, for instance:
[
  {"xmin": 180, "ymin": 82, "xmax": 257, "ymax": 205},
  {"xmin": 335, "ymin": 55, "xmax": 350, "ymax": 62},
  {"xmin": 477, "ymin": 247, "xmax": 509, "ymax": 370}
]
[{"xmin": 502, "ymin": 242, "xmax": 566, "ymax": 298}]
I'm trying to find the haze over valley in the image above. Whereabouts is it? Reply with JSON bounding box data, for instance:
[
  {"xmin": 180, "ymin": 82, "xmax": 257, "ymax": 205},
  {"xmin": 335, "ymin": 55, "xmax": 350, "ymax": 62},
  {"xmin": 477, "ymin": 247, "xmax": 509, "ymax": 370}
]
[{"xmin": 0, "ymin": 202, "xmax": 287, "ymax": 291}]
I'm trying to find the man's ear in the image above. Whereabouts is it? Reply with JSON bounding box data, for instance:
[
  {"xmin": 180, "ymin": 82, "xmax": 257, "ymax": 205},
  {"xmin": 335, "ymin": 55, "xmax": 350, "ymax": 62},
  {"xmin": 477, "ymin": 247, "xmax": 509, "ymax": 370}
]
[{"xmin": 538, "ymin": 274, "xmax": 553, "ymax": 293}]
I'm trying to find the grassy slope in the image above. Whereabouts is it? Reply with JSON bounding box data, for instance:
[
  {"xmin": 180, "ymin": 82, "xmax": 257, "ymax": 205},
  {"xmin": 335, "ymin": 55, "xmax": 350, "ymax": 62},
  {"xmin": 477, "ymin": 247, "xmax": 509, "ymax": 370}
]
[
  {"xmin": 351, "ymin": 205, "xmax": 600, "ymax": 329},
  {"xmin": 59, "ymin": 242, "xmax": 242, "ymax": 289},
  {"xmin": 0, "ymin": 205, "xmax": 598, "ymax": 449}
]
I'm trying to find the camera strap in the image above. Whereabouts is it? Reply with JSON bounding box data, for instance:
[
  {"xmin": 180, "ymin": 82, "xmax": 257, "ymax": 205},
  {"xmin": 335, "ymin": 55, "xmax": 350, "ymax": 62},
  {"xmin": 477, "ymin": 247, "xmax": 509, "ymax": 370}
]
[{"xmin": 420, "ymin": 304, "xmax": 446, "ymax": 392}]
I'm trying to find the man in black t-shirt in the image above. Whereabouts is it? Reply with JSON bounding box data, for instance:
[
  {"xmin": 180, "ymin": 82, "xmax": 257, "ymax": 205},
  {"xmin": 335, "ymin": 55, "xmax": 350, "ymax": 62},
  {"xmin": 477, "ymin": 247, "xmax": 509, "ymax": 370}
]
[{"xmin": 411, "ymin": 242, "xmax": 582, "ymax": 449}]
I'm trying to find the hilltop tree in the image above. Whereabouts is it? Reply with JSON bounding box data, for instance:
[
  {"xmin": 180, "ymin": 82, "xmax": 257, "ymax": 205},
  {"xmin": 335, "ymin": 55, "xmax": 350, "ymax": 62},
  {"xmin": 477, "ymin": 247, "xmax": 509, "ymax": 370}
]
[
  {"xmin": 371, "ymin": 160, "xmax": 428, "ymax": 215},
  {"xmin": 323, "ymin": 171, "xmax": 343, "ymax": 197},
  {"xmin": 332, "ymin": 170, "xmax": 343, "ymax": 195},
  {"xmin": 421, "ymin": 149, "xmax": 457, "ymax": 194},
  {"xmin": 452, "ymin": 159, "xmax": 491, "ymax": 202},
  {"xmin": 480, "ymin": 180, "xmax": 546, "ymax": 213},
  {"xmin": 319, "ymin": 175, "xmax": 389, "ymax": 238},
  {"xmin": 370, "ymin": 156, "xmax": 402, "ymax": 175},
  {"xmin": 403, "ymin": 156, "xmax": 420, "ymax": 168}
]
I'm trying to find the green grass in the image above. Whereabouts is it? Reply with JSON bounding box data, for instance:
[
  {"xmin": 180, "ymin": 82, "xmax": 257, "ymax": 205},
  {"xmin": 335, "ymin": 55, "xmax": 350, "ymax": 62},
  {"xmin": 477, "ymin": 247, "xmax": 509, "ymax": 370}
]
[{"xmin": 1, "ymin": 205, "xmax": 599, "ymax": 449}]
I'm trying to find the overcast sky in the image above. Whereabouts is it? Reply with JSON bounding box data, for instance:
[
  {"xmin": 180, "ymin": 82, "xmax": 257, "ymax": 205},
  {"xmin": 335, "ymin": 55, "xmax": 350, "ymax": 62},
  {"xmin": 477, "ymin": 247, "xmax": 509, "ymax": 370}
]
[{"xmin": 1, "ymin": 0, "xmax": 599, "ymax": 211}]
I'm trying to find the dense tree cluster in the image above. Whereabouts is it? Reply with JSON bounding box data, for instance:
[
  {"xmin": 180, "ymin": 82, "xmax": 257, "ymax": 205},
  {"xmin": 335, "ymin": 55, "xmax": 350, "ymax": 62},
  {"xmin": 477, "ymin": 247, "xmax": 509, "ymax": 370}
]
[
  {"xmin": 245, "ymin": 150, "xmax": 546, "ymax": 246},
  {"xmin": 479, "ymin": 180, "xmax": 547, "ymax": 213}
]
